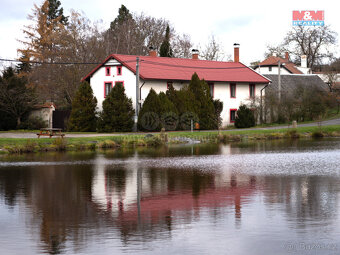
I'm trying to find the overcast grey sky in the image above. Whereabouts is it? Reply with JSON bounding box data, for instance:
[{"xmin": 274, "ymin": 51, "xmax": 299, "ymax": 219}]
[{"xmin": 0, "ymin": 0, "xmax": 339, "ymax": 66}]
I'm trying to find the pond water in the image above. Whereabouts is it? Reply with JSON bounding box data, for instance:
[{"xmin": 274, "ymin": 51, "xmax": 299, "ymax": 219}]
[{"xmin": 0, "ymin": 139, "xmax": 340, "ymax": 255}]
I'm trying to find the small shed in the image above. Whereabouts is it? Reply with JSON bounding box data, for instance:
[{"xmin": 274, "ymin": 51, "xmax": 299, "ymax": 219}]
[{"xmin": 29, "ymin": 102, "xmax": 56, "ymax": 128}]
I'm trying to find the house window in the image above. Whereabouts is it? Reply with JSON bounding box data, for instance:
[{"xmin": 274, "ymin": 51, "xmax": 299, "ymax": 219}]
[
  {"xmin": 208, "ymin": 83, "xmax": 214, "ymax": 97},
  {"xmin": 115, "ymin": 81, "xmax": 124, "ymax": 87},
  {"xmin": 230, "ymin": 83, "xmax": 236, "ymax": 98},
  {"xmin": 117, "ymin": 66, "xmax": 122, "ymax": 76},
  {"xmin": 269, "ymin": 66, "xmax": 272, "ymax": 72},
  {"xmin": 167, "ymin": 81, "xmax": 173, "ymax": 89},
  {"xmin": 104, "ymin": 82, "xmax": 113, "ymax": 97},
  {"xmin": 105, "ymin": 67, "xmax": 111, "ymax": 76},
  {"xmin": 249, "ymin": 84, "xmax": 255, "ymax": 98},
  {"xmin": 230, "ymin": 109, "xmax": 237, "ymax": 123}
]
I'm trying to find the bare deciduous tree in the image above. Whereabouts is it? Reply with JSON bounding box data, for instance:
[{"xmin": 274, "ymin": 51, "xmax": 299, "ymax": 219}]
[
  {"xmin": 265, "ymin": 26, "xmax": 337, "ymax": 69},
  {"xmin": 284, "ymin": 26, "xmax": 337, "ymax": 69},
  {"xmin": 264, "ymin": 44, "xmax": 288, "ymax": 59},
  {"xmin": 171, "ymin": 33, "xmax": 193, "ymax": 58},
  {"xmin": 200, "ymin": 35, "xmax": 228, "ymax": 61}
]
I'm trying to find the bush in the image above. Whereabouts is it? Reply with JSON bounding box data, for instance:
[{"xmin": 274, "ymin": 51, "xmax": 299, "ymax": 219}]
[
  {"xmin": 98, "ymin": 83, "xmax": 135, "ymax": 132},
  {"xmin": 52, "ymin": 138, "xmax": 67, "ymax": 151},
  {"xmin": 146, "ymin": 136, "xmax": 163, "ymax": 147},
  {"xmin": 22, "ymin": 139, "xmax": 37, "ymax": 152},
  {"xmin": 312, "ymin": 131, "xmax": 324, "ymax": 138},
  {"xmin": 235, "ymin": 105, "xmax": 255, "ymax": 128},
  {"xmin": 0, "ymin": 111, "xmax": 16, "ymax": 130},
  {"xmin": 98, "ymin": 140, "xmax": 117, "ymax": 149},
  {"xmin": 19, "ymin": 116, "xmax": 47, "ymax": 130},
  {"xmin": 286, "ymin": 129, "xmax": 300, "ymax": 139}
]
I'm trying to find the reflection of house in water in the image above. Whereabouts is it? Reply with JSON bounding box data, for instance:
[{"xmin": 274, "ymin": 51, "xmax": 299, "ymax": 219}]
[{"xmin": 92, "ymin": 160, "xmax": 259, "ymax": 238}]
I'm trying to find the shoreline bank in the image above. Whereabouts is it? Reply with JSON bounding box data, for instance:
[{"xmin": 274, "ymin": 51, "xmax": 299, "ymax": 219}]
[{"xmin": 0, "ymin": 125, "xmax": 340, "ymax": 154}]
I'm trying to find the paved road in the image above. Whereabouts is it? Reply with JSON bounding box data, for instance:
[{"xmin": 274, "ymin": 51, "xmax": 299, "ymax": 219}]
[{"xmin": 1, "ymin": 118, "xmax": 340, "ymax": 139}]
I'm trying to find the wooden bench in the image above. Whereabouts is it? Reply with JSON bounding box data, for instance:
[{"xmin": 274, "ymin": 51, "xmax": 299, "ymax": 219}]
[{"xmin": 37, "ymin": 128, "xmax": 65, "ymax": 138}]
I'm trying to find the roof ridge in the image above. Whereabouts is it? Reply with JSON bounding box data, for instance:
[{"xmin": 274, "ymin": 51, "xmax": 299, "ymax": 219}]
[{"xmin": 113, "ymin": 53, "xmax": 235, "ymax": 64}]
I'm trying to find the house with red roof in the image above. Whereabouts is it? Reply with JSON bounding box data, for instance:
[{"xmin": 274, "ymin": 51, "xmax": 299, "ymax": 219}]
[
  {"xmin": 253, "ymin": 52, "xmax": 311, "ymax": 75},
  {"xmin": 82, "ymin": 45, "xmax": 270, "ymax": 126}
]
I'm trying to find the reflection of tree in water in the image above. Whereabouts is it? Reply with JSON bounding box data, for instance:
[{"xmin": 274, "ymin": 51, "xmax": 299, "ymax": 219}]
[
  {"xmin": 263, "ymin": 176, "xmax": 340, "ymax": 228},
  {"xmin": 0, "ymin": 164, "xmax": 109, "ymax": 254},
  {"xmin": 31, "ymin": 165, "xmax": 100, "ymax": 254},
  {"xmin": 0, "ymin": 168, "xmax": 32, "ymax": 207}
]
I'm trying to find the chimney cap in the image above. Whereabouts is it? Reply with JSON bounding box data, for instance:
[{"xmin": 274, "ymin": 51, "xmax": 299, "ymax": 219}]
[
  {"xmin": 233, "ymin": 43, "xmax": 240, "ymax": 48},
  {"xmin": 192, "ymin": 49, "xmax": 199, "ymax": 60}
]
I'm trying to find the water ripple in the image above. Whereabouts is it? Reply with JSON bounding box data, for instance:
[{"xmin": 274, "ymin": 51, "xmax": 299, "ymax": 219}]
[{"xmin": 1, "ymin": 149, "xmax": 340, "ymax": 176}]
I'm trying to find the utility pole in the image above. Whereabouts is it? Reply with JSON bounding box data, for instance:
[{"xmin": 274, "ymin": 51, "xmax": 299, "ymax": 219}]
[
  {"xmin": 134, "ymin": 57, "xmax": 140, "ymax": 131},
  {"xmin": 278, "ymin": 60, "xmax": 281, "ymax": 102}
]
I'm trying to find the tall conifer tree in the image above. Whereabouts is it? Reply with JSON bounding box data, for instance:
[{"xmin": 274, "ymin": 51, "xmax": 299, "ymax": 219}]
[
  {"xmin": 160, "ymin": 25, "xmax": 173, "ymax": 57},
  {"xmin": 68, "ymin": 82, "xmax": 97, "ymax": 131},
  {"xmin": 138, "ymin": 88, "xmax": 163, "ymax": 131},
  {"xmin": 188, "ymin": 73, "xmax": 218, "ymax": 130}
]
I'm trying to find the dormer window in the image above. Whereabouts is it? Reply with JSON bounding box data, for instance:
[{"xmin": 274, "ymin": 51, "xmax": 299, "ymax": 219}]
[
  {"xmin": 105, "ymin": 67, "xmax": 111, "ymax": 76},
  {"xmin": 117, "ymin": 66, "xmax": 122, "ymax": 76}
]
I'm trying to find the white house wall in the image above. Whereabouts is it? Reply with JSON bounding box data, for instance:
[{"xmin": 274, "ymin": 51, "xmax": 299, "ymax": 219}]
[
  {"xmin": 91, "ymin": 60, "xmax": 138, "ymax": 112},
  {"xmin": 213, "ymin": 82, "xmax": 265, "ymax": 126},
  {"xmin": 254, "ymin": 66, "xmax": 291, "ymax": 75},
  {"xmin": 90, "ymin": 65, "xmax": 265, "ymax": 126}
]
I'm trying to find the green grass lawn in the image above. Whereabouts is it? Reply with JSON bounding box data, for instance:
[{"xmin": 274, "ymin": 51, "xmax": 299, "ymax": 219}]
[
  {"xmin": 1, "ymin": 125, "xmax": 340, "ymax": 154},
  {"xmin": 254, "ymin": 108, "xmax": 340, "ymax": 128},
  {"xmin": 168, "ymin": 125, "xmax": 340, "ymax": 137}
]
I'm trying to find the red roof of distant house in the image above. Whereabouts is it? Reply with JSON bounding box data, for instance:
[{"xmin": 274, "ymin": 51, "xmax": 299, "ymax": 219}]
[
  {"xmin": 82, "ymin": 54, "xmax": 270, "ymax": 84},
  {"xmin": 258, "ymin": 56, "xmax": 303, "ymax": 74},
  {"xmin": 33, "ymin": 102, "xmax": 56, "ymax": 109}
]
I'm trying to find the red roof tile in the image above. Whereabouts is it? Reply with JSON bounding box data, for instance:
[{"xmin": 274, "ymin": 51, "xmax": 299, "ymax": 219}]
[
  {"xmin": 258, "ymin": 56, "xmax": 303, "ymax": 74},
  {"xmin": 82, "ymin": 54, "xmax": 270, "ymax": 84},
  {"xmin": 34, "ymin": 102, "xmax": 56, "ymax": 109},
  {"xmin": 284, "ymin": 63, "xmax": 304, "ymax": 74},
  {"xmin": 259, "ymin": 56, "xmax": 288, "ymax": 65}
]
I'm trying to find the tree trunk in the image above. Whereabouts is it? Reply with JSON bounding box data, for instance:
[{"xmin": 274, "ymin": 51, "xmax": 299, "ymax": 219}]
[{"xmin": 17, "ymin": 117, "xmax": 21, "ymax": 128}]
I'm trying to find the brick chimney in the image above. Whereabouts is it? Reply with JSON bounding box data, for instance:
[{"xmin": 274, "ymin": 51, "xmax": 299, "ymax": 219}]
[
  {"xmin": 149, "ymin": 46, "xmax": 157, "ymax": 57},
  {"xmin": 233, "ymin": 43, "xmax": 240, "ymax": 62},
  {"xmin": 192, "ymin": 49, "xmax": 199, "ymax": 60},
  {"xmin": 285, "ymin": 52, "xmax": 289, "ymax": 61}
]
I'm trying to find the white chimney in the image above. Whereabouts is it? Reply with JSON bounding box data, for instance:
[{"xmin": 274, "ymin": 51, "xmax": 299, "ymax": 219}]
[{"xmin": 301, "ymin": 55, "xmax": 307, "ymax": 68}]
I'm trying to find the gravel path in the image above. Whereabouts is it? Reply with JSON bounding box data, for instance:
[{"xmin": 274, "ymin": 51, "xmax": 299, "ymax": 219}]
[{"xmin": 1, "ymin": 118, "xmax": 339, "ymax": 139}]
